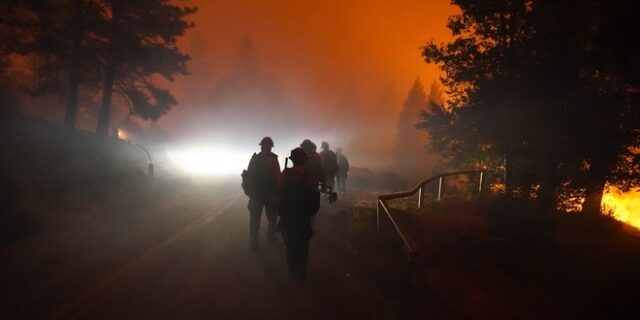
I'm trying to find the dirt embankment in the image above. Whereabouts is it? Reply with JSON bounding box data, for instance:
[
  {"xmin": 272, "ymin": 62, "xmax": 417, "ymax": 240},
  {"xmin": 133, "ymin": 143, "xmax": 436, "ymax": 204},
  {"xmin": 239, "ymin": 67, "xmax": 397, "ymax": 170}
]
[
  {"xmin": 333, "ymin": 197, "xmax": 640, "ymax": 320},
  {"xmin": 2, "ymin": 114, "xmax": 155, "ymax": 242}
]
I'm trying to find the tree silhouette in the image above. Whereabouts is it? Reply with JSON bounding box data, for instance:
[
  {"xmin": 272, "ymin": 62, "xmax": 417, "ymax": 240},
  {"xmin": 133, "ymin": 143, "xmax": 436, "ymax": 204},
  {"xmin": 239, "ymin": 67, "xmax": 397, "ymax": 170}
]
[
  {"xmin": 195, "ymin": 36, "xmax": 299, "ymax": 141},
  {"xmin": 95, "ymin": 0, "xmax": 196, "ymax": 136},
  {"xmin": 420, "ymin": 0, "xmax": 639, "ymax": 213},
  {"xmin": 427, "ymin": 81, "xmax": 444, "ymax": 108},
  {"xmin": 1, "ymin": 0, "xmax": 195, "ymax": 132},
  {"xmin": 393, "ymin": 77, "xmax": 435, "ymax": 180},
  {"xmin": 1, "ymin": 0, "xmax": 104, "ymax": 127},
  {"xmin": 178, "ymin": 30, "xmax": 213, "ymax": 112},
  {"xmin": 0, "ymin": 3, "xmax": 16, "ymax": 111},
  {"xmin": 235, "ymin": 35, "xmax": 260, "ymax": 83}
]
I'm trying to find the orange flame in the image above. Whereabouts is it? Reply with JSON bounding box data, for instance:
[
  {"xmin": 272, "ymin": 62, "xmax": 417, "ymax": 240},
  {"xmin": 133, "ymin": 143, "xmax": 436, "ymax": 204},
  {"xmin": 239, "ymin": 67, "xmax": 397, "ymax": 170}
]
[
  {"xmin": 491, "ymin": 182, "xmax": 638, "ymax": 229},
  {"xmin": 602, "ymin": 186, "xmax": 640, "ymax": 229}
]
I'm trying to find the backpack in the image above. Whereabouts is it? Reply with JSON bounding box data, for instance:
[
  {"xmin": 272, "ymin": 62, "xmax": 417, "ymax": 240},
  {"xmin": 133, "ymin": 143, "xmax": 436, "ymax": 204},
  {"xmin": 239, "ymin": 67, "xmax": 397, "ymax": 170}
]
[
  {"xmin": 279, "ymin": 167, "xmax": 320, "ymax": 215},
  {"xmin": 241, "ymin": 153, "xmax": 257, "ymax": 196}
]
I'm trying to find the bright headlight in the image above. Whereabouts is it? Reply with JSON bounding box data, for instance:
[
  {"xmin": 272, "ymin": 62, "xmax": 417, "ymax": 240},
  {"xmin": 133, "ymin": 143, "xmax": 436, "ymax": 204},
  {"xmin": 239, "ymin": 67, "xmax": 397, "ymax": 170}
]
[{"xmin": 166, "ymin": 146, "xmax": 247, "ymax": 176}]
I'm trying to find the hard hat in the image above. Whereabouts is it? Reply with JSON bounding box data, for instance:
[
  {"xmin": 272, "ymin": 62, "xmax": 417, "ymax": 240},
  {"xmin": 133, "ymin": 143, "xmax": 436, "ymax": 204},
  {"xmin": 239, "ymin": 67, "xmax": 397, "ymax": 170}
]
[
  {"xmin": 300, "ymin": 139, "xmax": 313, "ymax": 148},
  {"xmin": 289, "ymin": 147, "xmax": 308, "ymax": 161},
  {"xmin": 260, "ymin": 136, "xmax": 274, "ymax": 147}
]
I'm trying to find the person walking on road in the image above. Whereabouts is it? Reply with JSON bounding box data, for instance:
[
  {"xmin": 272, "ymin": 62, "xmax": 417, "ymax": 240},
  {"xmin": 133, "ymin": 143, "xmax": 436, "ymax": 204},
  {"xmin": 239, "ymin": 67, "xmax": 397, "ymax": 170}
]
[
  {"xmin": 277, "ymin": 147, "xmax": 318, "ymax": 284},
  {"xmin": 336, "ymin": 147, "xmax": 350, "ymax": 195},
  {"xmin": 300, "ymin": 139, "xmax": 325, "ymax": 189},
  {"xmin": 300, "ymin": 139, "xmax": 324, "ymax": 227},
  {"xmin": 242, "ymin": 137, "xmax": 281, "ymax": 250},
  {"xmin": 319, "ymin": 141, "xmax": 338, "ymax": 192}
]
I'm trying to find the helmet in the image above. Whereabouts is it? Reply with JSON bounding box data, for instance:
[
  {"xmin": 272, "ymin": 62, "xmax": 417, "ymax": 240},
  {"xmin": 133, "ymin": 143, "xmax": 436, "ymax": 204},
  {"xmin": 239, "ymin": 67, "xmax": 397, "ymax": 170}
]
[
  {"xmin": 259, "ymin": 136, "xmax": 274, "ymax": 147},
  {"xmin": 300, "ymin": 139, "xmax": 313, "ymax": 148},
  {"xmin": 300, "ymin": 139, "xmax": 314, "ymax": 152},
  {"xmin": 321, "ymin": 141, "xmax": 329, "ymax": 150},
  {"xmin": 289, "ymin": 147, "xmax": 308, "ymax": 162}
]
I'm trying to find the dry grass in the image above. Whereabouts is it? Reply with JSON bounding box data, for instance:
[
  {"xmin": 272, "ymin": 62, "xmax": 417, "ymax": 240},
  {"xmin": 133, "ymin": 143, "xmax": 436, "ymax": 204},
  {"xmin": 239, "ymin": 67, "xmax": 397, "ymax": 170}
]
[{"xmin": 338, "ymin": 198, "xmax": 640, "ymax": 320}]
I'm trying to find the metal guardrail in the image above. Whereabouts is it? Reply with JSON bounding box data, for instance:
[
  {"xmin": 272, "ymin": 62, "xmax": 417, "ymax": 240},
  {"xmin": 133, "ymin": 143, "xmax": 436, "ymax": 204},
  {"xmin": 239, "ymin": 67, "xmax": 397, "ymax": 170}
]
[
  {"xmin": 131, "ymin": 142, "xmax": 154, "ymax": 178},
  {"xmin": 376, "ymin": 170, "xmax": 485, "ymax": 258}
]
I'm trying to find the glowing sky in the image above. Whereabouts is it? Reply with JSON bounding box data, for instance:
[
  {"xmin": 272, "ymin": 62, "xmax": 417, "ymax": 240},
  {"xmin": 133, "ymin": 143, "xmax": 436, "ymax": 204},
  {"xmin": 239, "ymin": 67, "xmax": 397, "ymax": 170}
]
[{"xmin": 160, "ymin": 0, "xmax": 458, "ymax": 169}]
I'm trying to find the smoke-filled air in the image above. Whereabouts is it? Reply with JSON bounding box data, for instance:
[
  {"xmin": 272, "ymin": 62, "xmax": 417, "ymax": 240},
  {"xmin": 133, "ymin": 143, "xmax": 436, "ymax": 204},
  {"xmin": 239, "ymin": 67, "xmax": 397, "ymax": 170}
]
[
  {"xmin": 158, "ymin": 0, "xmax": 458, "ymax": 175},
  {"xmin": 3, "ymin": 0, "xmax": 640, "ymax": 319}
]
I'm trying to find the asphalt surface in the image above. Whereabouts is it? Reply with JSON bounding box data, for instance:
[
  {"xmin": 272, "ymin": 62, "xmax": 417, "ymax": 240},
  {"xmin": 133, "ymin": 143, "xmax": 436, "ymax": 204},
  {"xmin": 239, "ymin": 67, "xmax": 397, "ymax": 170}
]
[{"xmin": 1, "ymin": 177, "xmax": 394, "ymax": 319}]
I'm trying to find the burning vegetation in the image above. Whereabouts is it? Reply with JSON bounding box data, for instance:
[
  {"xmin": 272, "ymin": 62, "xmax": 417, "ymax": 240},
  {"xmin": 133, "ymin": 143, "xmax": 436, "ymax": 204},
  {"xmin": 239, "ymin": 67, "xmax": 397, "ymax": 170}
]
[
  {"xmin": 602, "ymin": 186, "xmax": 640, "ymax": 229},
  {"xmin": 419, "ymin": 0, "xmax": 639, "ymax": 224}
]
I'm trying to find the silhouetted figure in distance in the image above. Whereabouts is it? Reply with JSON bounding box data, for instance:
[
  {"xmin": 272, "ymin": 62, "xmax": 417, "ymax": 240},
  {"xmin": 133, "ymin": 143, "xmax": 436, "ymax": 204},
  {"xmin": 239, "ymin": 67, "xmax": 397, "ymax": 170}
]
[
  {"xmin": 277, "ymin": 147, "xmax": 318, "ymax": 285},
  {"xmin": 319, "ymin": 141, "xmax": 338, "ymax": 192},
  {"xmin": 300, "ymin": 139, "xmax": 325, "ymax": 189},
  {"xmin": 336, "ymin": 147, "xmax": 350, "ymax": 195},
  {"xmin": 300, "ymin": 139, "xmax": 324, "ymax": 225},
  {"xmin": 243, "ymin": 137, "xmax": 281, "ymax": 250}
]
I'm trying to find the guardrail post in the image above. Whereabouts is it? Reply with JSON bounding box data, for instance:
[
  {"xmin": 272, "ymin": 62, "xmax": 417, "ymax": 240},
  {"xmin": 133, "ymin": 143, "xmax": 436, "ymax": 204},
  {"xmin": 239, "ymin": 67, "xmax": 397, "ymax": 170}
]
[
  {"xmin": 376, "ymin": 199, "xmax": 381, "ymax": 229},
  {"xmin": 132, "ymin": 142, "xmax": 154, "ymax": 178},
  {"xmin": 377, "ymin": 170, "xmax": 488, "ymax": 260}
]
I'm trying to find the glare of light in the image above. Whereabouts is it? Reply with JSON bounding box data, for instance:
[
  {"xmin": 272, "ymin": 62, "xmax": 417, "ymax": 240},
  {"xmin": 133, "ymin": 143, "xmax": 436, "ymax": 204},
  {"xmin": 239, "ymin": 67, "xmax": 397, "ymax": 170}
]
[
  {"xmin": 166, "ymin": 146, "xmax": 248, "ymax": 176},
  {"xmin": 117, "ymin": 128, "xmax": 129, "ymax": 140}
]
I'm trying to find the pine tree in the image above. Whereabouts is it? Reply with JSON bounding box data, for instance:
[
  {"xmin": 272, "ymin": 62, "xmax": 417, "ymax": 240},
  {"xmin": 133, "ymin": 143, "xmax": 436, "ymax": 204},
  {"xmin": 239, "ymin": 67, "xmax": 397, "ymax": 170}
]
[
  {"xmin": 420, "ymin": 0, "xmax": 640, "ymax": 213},
  {"xmin": 1, "ymin": 0, "xmax": 101, "ymax": 127},
  {"xmin": 95, "ymin": 0, "xmax": 196, "ymax": 136},
  {"xmin": 394, "ymin": 77, "xmax": 435, "ymax": 180}
]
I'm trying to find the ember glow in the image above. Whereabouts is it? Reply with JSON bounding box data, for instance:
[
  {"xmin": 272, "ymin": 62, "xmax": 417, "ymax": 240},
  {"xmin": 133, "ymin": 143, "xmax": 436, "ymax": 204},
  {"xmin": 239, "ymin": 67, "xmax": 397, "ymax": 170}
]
[
  {"xmin": 489, "ymin": 182, "xmax": 639, "ymax": 229},
  {"xmin": 557, "ymin": 185, "xmax": 640, "ymax": 229},
  {"xmin": 602, "ymin": 186, "xmax": 640, "ymax": 229}
]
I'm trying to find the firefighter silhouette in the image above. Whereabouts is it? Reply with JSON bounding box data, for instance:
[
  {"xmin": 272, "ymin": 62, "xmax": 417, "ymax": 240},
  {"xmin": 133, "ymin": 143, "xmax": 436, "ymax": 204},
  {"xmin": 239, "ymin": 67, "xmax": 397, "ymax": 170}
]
[
  {"xmin": 336, "ymin": 147, "xmax": 350, "ymax": 195},
  {"xmin": 277, "ymin": 147, "xmax": 318, "ymax": 284},
  {"xmin": 300, "ymin": 139, "xmax": 325, "ymax": 188},
  {"xmin": 243, "ymin": 137, "xmax": 281, "ymax": 250},
  {"xmin": 319, "ymin": 141, "xmax": 338, "ymax": 192}
]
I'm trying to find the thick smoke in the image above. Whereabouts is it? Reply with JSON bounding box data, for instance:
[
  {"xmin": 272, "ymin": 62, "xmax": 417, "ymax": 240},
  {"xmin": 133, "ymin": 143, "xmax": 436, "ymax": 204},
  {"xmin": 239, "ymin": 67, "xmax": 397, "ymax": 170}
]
[{"xmin": 159, "ymin": 0, "xmax": 457, "ymax": 172}]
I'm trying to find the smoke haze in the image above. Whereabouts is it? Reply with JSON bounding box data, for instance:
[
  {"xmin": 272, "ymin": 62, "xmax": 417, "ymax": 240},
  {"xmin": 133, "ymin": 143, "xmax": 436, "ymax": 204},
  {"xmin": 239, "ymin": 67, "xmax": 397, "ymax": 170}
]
[{"xmin": 159, "ymin": 0, "xmax": 457, "ymax": 172}]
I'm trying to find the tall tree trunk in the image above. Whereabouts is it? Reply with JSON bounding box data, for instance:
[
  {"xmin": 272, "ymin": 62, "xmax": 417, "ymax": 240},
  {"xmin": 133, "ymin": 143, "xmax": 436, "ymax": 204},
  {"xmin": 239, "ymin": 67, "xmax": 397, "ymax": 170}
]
[
  {"xmin": 582, "ymin": 178, "xmax": 606, "ymax": 216},
  {"xmin": 581, "ymin": 159, "xmax": 608, "ymax": 216},
  {"xmin": 63, "ymin": 0, "xmax": 83, "ymax": 129},
  {"xmin": 96, "ymin": 60, "xmax": 114, "ymax": 136},
  {"xmin": 538, "ymin": 142, "xmax": 562, "ymax": 211},
  {"xmin": 537, "ymin": 166, "xmax": 552, "ymax": 211},
  {"xmin": 96, "ymin": 0, "xmax": 122, "ymax": 136},
  {"xmin": 504, "ymin": 151, "xmax": 513, "ymax": 197}
]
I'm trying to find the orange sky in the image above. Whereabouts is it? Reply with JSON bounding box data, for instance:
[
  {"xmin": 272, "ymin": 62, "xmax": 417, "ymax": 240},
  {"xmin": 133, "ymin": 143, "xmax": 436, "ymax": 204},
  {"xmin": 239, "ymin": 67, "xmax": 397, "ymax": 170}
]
[{"xmin": 161, "ymin": 0, "xmax": 458, "ymax": 169}]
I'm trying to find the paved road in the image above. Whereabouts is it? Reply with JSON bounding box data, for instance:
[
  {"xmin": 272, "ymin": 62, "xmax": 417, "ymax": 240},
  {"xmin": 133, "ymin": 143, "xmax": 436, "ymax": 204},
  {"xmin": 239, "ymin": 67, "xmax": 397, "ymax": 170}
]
[{"xmin": 1, "ymin": 177, "xmax": 394, "ymax": 319}]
